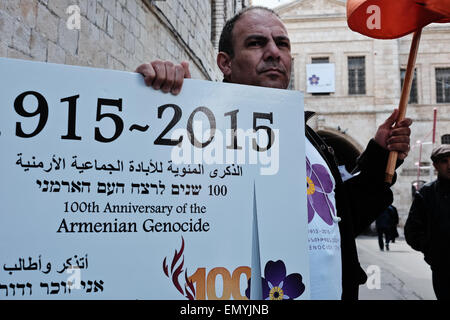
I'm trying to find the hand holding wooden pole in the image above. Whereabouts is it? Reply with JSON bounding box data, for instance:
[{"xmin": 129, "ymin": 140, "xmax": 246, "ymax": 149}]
[{"xmin": 385, "ymin": 29, "xmax": 422, "ymax": 184}]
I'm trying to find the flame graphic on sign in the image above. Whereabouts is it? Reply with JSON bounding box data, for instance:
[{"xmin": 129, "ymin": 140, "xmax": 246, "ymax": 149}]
[{"xmin": 163, "ymin": 236, "xmax": 195, "ymax": 300}]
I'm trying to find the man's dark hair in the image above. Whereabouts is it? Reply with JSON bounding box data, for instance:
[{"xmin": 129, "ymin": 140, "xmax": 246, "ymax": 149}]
[{"xmin": 218, "ymin": 6, "xmax": 280, "ymax": 58}]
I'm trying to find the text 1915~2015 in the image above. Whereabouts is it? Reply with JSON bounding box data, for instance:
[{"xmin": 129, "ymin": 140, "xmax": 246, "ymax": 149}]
[{"xmin": 13, "ymin": 91, "xmax": 275, "ymax": 150}]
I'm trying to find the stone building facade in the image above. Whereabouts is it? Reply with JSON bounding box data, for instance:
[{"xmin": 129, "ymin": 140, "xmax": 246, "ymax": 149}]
[
  {"xmin": 0, "ymin": 0, "xmax": 249, "ymax": 81},
  {"xmin": 276, "ymin": 0, "xmax": 450, "ymax": 224}
]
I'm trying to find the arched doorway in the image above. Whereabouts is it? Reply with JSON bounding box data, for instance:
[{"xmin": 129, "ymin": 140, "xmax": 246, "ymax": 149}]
[
  {"xmin": 317, "ymin": 130, "xmax": 374, "ymax": 235},
  {"xmin": 316, "ymin": 129, "xmax": 363, "ymax": 173}
]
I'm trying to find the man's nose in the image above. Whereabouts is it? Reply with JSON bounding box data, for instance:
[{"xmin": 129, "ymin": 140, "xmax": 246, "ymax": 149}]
[{"xmin": 263, "ymin": 40, "xmax": 281, "ymax": 61}]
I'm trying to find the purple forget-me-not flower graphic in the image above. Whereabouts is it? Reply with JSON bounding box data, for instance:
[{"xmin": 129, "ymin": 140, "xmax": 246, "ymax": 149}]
[
  {"xmin": 245, "ymin": 260, "xmax": 305, "ymax": 300},
  {"xmin": 306, "ymin": 156, "xmax": 336, "ymax": 225}
]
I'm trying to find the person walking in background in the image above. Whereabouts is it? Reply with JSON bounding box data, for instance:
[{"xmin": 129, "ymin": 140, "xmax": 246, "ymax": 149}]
[
  {"xmin": 405, "ymin": 145, "xmax": 450, "ymax": 300},
  {"xmin": 389, "ymin": 205, "xmax": 399, "ymax": 243},
  {"xmin": 376, "ymin": 205, "xmax": 398, "ymax": 251}
]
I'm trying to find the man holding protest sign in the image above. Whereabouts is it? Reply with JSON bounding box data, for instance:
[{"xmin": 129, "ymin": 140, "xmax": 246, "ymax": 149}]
[{"xmin": 136, "ymin": 6, "xmax": 412, "ymax": 300}]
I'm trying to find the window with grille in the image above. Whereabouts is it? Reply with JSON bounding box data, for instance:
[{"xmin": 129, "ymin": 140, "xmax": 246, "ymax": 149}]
[
  {"xmin": 312, "ymin": 57, "xmax": 330, "ymax": 95},
  {"xmin": 210, "ymin": 0, "xmax": 218, "ymax": 46},
  {"xmin": 348, "ymin": 56, "xmax": 366, "ymax": 95},
  {"xmin": 400, "ymin": 68, "xmax": 418, "ymax": 104},
  {"xmin": 312, "ymin": 57, "xmax": 329, "ymax": 64},
  {"xmin": 288, "ymin": 58, "xmax": 295, "ymax": 90},
  {"xmin": 436, "ymin": 68, "xmax": 450, "ymax": 103},
  {"xmin": 442, "ymin": 134, "xmax": 450, "ymax": 144}
]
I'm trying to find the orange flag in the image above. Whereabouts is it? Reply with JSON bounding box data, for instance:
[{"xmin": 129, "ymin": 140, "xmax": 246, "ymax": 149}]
[{"xmin": 347, "ymin": 0, "xmax": 449, "ymax": 39}]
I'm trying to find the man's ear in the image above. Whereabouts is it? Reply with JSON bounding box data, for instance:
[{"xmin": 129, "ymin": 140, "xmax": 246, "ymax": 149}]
[{"xmin": 217, "ymin": 52, "xmax": 232, "ymax": 80}]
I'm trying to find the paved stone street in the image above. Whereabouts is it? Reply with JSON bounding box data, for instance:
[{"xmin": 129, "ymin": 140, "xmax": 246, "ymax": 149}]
[{"xmin": 357, "ymin": 235, "xmax": 436, "ymax": 300}]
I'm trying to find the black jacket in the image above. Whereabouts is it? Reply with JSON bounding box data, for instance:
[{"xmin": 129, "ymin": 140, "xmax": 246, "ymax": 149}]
[
  {"xmin": 376, "ymin": 205, "xmax": 398, "ymax": 230},
  {"xmin": 404, "ymin": 177, "xmax": 450, "ymax": 271},
  {"xmin": 305, "ymin": 112, "xmax": 395, "ymax": 300}
]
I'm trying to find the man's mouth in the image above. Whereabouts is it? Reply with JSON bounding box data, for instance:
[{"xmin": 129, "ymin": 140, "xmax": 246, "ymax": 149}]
[{"xmin": 261, "ymin": 68, "xmax": 285, "ymax": 75}]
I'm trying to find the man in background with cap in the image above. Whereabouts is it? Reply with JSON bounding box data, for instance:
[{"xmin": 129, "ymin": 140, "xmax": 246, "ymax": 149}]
[{"xmin": 405, "ymin": 144, "xmax": 450, "ymax": 300}]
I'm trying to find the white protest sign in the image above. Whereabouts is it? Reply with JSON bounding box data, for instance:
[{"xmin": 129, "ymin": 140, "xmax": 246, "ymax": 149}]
[{"xmin": 0, "ymin": 58, "xmax": 309, "ymax": 300}]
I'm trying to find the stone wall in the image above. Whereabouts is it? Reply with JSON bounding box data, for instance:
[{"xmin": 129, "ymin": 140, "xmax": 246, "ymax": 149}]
[{"xmin": 0, "ymin": 0, "xmax": 248, "ymax": 80}]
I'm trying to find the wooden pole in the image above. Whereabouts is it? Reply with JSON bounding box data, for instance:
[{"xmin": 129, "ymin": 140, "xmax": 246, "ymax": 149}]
[
  {"xmin": 417, "ymin": 141, "xmax": 422, "ymax": 184},
  {"xmin": 385, "ymin": 29, "xmax": 422, "ymax": 184},
  {"xmin": 432, "ymin": 108, "xmax": 437, "ymax": 144}
]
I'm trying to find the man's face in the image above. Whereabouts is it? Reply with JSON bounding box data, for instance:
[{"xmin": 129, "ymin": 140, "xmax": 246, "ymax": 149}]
[
  {"xmin": 227, "ymin": 10, "xmax": 292, "ymax": 89},
  {"xmin": 433, "ymin": 156, "xmax": 450, "ymax": 181}
]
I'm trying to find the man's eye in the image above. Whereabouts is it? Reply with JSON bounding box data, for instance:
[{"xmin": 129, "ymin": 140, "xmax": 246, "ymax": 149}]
[{"xmin": 248, "ymin": 41, "xmax": 262, "ymax": 46}]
